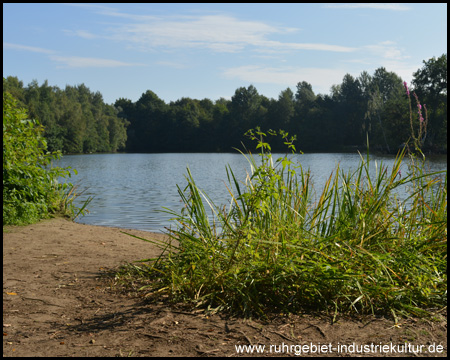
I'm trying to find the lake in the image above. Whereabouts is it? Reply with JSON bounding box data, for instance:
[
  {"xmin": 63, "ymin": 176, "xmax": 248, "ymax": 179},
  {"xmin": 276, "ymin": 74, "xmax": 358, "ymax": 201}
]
[{"xmin": 55, "ymin": 152, "xmax": 447, "ymax": 233}]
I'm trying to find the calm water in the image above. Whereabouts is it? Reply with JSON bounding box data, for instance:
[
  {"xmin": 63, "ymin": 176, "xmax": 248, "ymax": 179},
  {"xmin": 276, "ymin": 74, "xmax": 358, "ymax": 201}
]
[{"xmin": 56, "ymin": 152, "xmax": 447, "ymax": 233}]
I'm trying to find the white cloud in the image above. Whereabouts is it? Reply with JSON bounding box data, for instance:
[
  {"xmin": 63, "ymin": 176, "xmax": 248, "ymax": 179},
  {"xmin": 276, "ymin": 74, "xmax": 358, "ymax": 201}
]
[
  {"xmin": 66, "ymin": 7, "xmax": 356, "ymax": 54},
  {"xmin": 324, "ymin": 3, "xmax": 411, "ymax": 11},
  {"xmin": 64, "ymin": 3, "xmax": 160, "ymax": 21},
  {"xmin": 342, "ymin": 41, "xmax": 411, "ymax": 72},
  {"xmin": 63, "ymin": 29, "xmax": 98, "ymax": 39},
  {"xmin": 363, "ymin": 41, "xmax": 409, "ymax": 60},
  {"xmin": 49, "ymin": 55, "xmax": 145, "ymax": 68},
  {"xmin": 3, "ymin": 42, "xmax": 55, "ymax": 54},
  {"xmin": 253, "ymin": 40, "xmax": 355, "ymax": 52},
  {"xmin": 109, "ymin": 14, "xmax": 295, "ymax": 53},
  {"xmin": 4, "ymin": 42, "xmax": 145, "ymax": 69},
  {"xmin": 155, "ymin": 61, "xmax": 188, "ymax": 69}
]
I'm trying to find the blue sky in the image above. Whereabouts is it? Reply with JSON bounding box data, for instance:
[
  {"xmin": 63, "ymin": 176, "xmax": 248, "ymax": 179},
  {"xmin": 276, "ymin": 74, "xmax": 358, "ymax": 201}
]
[{"xmin": 3, "ymin": 3, "xmax": 447, "ymax": 105}]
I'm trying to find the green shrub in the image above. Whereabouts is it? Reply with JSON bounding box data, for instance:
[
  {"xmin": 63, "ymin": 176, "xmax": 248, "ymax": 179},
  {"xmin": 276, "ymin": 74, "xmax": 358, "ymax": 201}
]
[{"xmin": 3, "ymin": 91, "xmax": 80, "ymax": 225}]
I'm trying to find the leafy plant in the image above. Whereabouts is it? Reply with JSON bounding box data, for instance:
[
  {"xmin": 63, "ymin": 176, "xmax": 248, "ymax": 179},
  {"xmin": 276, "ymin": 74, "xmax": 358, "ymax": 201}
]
[{"xmin": 3, "ymin": 91, "xmax": 91, "ymax": 225}]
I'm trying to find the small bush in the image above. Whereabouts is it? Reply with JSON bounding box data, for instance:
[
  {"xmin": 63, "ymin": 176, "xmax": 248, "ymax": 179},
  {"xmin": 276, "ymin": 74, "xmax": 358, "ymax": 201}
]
[{"xmin": 3, "ymin": 91, "xmax": 84, "ymax": 225}]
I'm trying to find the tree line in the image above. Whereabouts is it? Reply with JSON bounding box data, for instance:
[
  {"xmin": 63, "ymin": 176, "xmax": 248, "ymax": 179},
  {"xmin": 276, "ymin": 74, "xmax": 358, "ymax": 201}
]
[
  {"xmin": 3, "ymin": 53, "xmax": 446, "ymax": 154},
  {"xmin": 3, "ymin": 78, "xmax": 128, "ymax": 154}
]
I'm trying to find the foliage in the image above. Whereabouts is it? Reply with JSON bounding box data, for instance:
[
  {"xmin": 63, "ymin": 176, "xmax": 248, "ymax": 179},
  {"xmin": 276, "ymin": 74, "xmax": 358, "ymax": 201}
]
[
  {"xmin": 123, "ymin": 116, "xmax": 446, "ymax": 319},
  {"xmin": 3, "ymin": 91, "xmax": 90, "ymax": 225},
  {"xmin": 3, "ymin": 78, "xmax": 129, "ymax": 154},
  {"xmin": 412, "ymin": 54, "xmax": 447, "ymax": 151},
  {"xmin": 112, "ymin": 54, "xmax": 445, "ymax": 154},
  {"xmin": 3, "ymin": 54, "xmax": 447, "ymax": 154}
]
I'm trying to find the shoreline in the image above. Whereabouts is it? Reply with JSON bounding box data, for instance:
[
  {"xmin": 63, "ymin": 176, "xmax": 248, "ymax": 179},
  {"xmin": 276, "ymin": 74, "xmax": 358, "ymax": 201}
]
[{"xmin": 71, "ymin": 219, "xmax": 167, "ymax": 235}]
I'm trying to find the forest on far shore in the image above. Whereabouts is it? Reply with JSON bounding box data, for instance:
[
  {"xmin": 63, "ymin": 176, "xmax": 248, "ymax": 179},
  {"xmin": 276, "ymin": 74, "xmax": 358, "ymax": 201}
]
[{"xmin": 3, "ymin": 53, "xmax": 447, "ymax": 154}]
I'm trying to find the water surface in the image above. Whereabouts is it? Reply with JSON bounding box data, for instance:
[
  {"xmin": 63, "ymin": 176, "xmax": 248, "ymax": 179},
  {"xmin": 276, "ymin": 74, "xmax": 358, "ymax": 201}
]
[{"xmin": 56, "ymin": 152, "xmax": 447, "ymax": 233}]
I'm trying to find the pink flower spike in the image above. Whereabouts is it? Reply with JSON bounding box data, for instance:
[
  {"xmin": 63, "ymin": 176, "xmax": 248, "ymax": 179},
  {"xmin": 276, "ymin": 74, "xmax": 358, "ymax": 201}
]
[{"xmin": 403, "ymin": 81, "xmax": 410, "ymax": 95}]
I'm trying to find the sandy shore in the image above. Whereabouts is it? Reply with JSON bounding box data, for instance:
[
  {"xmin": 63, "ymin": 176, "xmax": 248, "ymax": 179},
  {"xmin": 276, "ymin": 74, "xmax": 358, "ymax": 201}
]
[{"xmin": 3, "ymin": 217, "xmax": 447, "ymax": 357}]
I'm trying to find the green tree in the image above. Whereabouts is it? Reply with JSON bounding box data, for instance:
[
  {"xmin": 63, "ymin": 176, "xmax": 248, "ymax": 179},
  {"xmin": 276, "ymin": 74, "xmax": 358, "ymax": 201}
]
[
  {"xmin": 365, "ymin": 67, "xmax": 405, "ymax": 152},
  {"xmin": 228, "ymin": 85, "xmax": 264, "ymax": 150},
  {"xmin": 128, "ymin": 90, "xmax": 169, "ymax": 152},
  {"xmin": 412, "ymin": 54, "xmax": 447, "ymax": 98},
  {"xmin": 295, "ymin": 81, "xmax": 316, "ymax": 105},
  {"xmin": 338, "ymin": 73, "xmax": 366, "ymax": 147},
  {"xmin": 3, "ymin": 76, "xmax": 25, "ymax": 104},
  {"xmin": 276, "ymin": 87, "xmax": 295, "ymax": 128},
  {"xmin": 59, "ymin": 95, "xmax": 85, "ymax": 153},
  {"xmin": 106, "ymin": 104, "xmax": 128, "ymax": 152},
  {"xmin": 357, "ymin": 71, "xmax": 373, "ymax": 138},
  {"xmin": 195, "ymin": 98, "xmax": 216, "ymax": 152},
  {"xmin": 115, "ymin": 97, "xmax": 136, "ymax": 149},
  {"xmin": 212, "ymin": 98, "xmax": 230, "ymax": 152},
  {"xmin": 12, "ymin": 79, "xmax": 129, "ymax": 154},
  {"xmin": 309, "ymin": 94, "xmax": 339, "ymax": 151},
  {"xmin": 171, "ymin": 97, "xmax": 201, "ymax": 152},
  {"xmin": 382, "ymin": 86, "xmax": 410, "ymax": 150},
  {"xmin": 412, "ymin": 54, "xmax": 447, "ymax": 151},
  {"xmin": 291, "ymin": 81, "xmax": 317, "ymax": 148}
]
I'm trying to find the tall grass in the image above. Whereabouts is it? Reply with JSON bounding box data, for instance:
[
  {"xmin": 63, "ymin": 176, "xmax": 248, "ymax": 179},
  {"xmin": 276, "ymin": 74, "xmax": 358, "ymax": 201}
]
[{"xmin": 127, "ymin": 91, "xmax": 446, "ymax": 319}]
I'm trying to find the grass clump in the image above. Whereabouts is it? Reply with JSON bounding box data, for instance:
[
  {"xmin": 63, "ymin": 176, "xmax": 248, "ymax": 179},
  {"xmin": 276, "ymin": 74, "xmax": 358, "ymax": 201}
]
[
  {"xmin": 127, "ymin": 86, "xmax": 446, "ymax": 319},
  {"xmin": 127, "ymin": 127, "xmax": 446, "ymax": 319}
]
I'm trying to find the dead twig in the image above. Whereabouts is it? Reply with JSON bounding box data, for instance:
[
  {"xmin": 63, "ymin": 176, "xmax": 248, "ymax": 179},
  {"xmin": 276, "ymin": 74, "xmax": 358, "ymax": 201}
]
[
  {"xmin": 20, "ymin": 296, "xmax": 64, "ymax": 308},
  {"xmin": 271, "ymin": 330, "xmax": 294, "ymax": 342},
  {"xmin": 304, "ymin": 323, "xmax": 327, "ymax": 339},
  {"xmin": 139, "ymin": 332, "xmax": 167, "ymax": 339},
  {"xmin": 238, "ymin": 330, "xmax": 253, "ymax": 345},
  {"xmin": 195, "ymin": 348, "xmax": 221, "ymax": 355}
]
